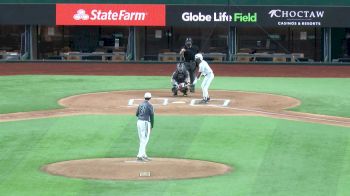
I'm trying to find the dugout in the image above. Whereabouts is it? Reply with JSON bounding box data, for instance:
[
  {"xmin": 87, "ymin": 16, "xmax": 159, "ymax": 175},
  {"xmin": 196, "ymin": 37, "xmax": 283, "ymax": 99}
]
[{"xmin": 0, "ymin": 1, "xmax": 350, "ymax": 63}]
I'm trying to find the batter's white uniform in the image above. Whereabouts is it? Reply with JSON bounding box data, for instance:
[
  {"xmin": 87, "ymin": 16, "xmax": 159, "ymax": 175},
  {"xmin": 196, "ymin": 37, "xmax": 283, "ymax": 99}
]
[{"xmin": 198, "ymin": 60, "xmax": 214, "ymax": 100}]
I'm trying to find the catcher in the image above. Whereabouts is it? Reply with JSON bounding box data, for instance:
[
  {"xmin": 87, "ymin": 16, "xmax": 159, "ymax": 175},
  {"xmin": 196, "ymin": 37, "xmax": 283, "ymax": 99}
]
[{"xmin": 171, "ymin": 62, "xmax": 190, "ymax": 96}]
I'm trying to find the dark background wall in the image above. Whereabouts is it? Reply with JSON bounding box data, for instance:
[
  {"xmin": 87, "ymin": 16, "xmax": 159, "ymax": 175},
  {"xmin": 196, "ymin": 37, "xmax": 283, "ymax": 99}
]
[{"xmin": 0, "ymin": 0, "xmax": 350, "ymax": 6}]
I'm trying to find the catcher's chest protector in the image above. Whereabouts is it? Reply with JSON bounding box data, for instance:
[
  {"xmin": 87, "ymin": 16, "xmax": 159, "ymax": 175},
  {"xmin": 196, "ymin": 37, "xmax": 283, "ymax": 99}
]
[{"xmin": 176, "ymin": 72, "xmax": 186, "ymax": 82}]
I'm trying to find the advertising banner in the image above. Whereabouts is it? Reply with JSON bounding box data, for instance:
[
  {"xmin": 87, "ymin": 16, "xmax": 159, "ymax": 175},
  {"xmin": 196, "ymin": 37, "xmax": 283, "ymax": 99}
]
[
  {"xmin": 0, "ymin": 4, "xmax": 55, "ymax": 25},
  {"xmin": 56, "ymin": 4, "xmax": 166, "ymax": 26},
  {"xmin": 166, "ymin": 5, "xmax": 350, "ymax": 27},
  {"xmin": 0, "ymin": 4, "xmax": 349, "ymax": 27},
  {"xmin": 166, "ymin": 5, "xmax": 231, "ymax": 27},
  {"xmin": 232, "ymin": 6, "xmax": 350, "ymax": 27}
]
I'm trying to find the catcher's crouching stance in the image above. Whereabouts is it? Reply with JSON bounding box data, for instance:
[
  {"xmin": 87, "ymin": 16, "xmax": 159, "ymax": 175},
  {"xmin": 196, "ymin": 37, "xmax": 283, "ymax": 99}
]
[{"xmin": 171, "ymin": 63, "xmax": 190, "ymax": 96}]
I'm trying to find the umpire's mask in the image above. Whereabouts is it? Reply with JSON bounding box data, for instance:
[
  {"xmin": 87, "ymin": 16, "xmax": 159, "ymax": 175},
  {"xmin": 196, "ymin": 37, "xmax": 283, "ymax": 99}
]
[{"xmin": 185, "ymin": 37, "xmax": 192, "ymax": 48}]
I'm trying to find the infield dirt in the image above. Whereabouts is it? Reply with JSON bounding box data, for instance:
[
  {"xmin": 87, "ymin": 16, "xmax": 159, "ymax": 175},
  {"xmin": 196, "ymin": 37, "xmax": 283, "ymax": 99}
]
[{"xmin": 0, "ymin": 90, "xmax": 349, "ymax": 127}]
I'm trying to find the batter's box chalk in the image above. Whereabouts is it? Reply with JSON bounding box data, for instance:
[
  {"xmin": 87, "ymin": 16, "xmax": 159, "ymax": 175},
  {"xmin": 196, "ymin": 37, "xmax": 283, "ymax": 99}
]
[
  {"xmin": 190, "ymin": 99, "xmax": 230, "ymax": 107},
  {"xmin": 128, "ymin": 98, "xmax": 168, "ymax": 106},
  {"xmin": 172, "ymin": 101, "xmax": 186, "ymax": 104},
  {"xmin": 139, "ymin": 171, "xmax": 151, "ymax": 177}
]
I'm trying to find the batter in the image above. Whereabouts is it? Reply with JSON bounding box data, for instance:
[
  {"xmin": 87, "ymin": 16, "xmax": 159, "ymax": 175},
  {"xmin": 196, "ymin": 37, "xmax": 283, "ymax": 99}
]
[{"xmin": 194, "ymin": 53, "xmax": 215, "ymax": 104}]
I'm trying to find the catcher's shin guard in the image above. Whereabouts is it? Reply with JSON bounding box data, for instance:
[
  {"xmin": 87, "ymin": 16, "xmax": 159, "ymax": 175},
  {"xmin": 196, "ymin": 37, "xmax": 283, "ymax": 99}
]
[
  {"xmin": 171, "ymin": 86, "xmax": 178, "ymax": 96},
  {"xmin": 181, "ymin": 86, "xmax": 188, "ymax": 96}
]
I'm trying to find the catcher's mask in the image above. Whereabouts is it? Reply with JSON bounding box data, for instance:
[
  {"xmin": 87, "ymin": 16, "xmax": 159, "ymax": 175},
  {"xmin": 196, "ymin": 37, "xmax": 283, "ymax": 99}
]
[{"xmin": 176, "ymin": 63, "xmax": 186, "ymax": 73}]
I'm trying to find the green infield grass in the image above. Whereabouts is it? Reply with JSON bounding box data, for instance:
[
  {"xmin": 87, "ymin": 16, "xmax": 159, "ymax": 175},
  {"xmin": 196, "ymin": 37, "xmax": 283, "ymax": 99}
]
[
  {"xmin": 0, "ymin": 115, "xmax": 349, "ymax": 196},
  {"xmin": 0, "ymin": 75, "xmax": 349, "ymax": 117}
]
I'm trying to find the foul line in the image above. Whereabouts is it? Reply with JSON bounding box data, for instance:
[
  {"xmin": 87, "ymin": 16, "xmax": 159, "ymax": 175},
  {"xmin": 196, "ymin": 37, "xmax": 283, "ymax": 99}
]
[
  {"xmin": 214, "ymin": 105, "xmax": 350, "ymax": 125},
  {"xmin": 128, "ymin": 97, "xmax": 349, "ymax": 126}
]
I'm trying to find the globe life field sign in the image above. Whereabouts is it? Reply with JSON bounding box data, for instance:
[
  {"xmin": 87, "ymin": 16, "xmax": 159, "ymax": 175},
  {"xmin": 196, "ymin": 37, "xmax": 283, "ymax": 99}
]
[
  {"xmin": 233, "ymin": 13, "xmax": 257, "ymax": 22},
  {"xmin": 167, "ymin": 6, "xmax": 260, "ymax": 27}
]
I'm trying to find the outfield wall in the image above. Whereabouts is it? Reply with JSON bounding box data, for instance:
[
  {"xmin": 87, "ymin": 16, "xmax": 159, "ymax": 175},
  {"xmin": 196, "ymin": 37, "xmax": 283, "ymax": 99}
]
[
  {"xmin": 0, "ymin": 0, "xmax": 350, "ymax": 6},
  {"xmin": 1, "ymin": 2, "xmax": 350, "ymax": 63}
]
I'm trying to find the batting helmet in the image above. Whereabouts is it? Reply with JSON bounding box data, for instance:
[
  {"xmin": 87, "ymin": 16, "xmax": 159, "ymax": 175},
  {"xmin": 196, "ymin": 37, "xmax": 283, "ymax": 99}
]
[{"xmin": 195, "ymin": 53, "xmax": 203, "ymax": 61}]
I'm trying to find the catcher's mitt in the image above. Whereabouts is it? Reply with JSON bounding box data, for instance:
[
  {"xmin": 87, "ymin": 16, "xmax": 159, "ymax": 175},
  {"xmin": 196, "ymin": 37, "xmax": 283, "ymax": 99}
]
[
  {"xmin": 178, "ymin": 83, "xmax": 185, "ymax": 91},
  {"xmin": 178, "ymin": 83, "xmax": 189, "ymax": 93}
]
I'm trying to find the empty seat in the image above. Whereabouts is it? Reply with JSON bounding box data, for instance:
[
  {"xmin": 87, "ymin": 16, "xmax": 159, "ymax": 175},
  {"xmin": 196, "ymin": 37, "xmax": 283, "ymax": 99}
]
[
  {"xmin": 208, "ymin": 53, "xmax": 225, "ymax": 62},
  {"xmin": 273, "ymin": 53, "xmax": 287, "ymax": 62},
  {"xmin": 67, "ymin": 56, "xmax": 80, "ymax": 60},
  {"xmin": 291, "ymin": 53, "xmax": 304, "ymax": 62},
  {"xmin": 160, "ymin": 52, "xmax": 177, "ymax": 62},
  {"xmin": 235, "ymin": 53, "xmax": 251, "ymax": 62},
  {"xmin": 67, "ymin": 52, "xmax": 81, "ymax": 60},
  {"xmin": 111, "ymin": 54, "xmax": 125, "ymax": 61}
]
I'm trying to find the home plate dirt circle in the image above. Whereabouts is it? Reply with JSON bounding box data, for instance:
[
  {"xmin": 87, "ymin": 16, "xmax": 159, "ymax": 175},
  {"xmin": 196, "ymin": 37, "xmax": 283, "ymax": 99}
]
[
  {"xmin": 1, "ymin": 89, "xmax": 349, "ymax": 126},
  {"xmin": 42, "ymin": 158, "xmax": 232, "ymax": 180}
]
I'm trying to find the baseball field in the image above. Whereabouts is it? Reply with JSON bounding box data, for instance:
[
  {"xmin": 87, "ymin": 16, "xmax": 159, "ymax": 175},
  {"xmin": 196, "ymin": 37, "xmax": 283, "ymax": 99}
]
[{"xmin": 0, "ymin": 63, "xmax": 350, "ymax": 195}]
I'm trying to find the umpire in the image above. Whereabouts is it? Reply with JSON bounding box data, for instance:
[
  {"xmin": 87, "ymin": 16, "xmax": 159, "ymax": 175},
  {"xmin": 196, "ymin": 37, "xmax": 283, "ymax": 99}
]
[{"xmin": 180, "ymin": 37, "xmax": 199, "ymax": 92}]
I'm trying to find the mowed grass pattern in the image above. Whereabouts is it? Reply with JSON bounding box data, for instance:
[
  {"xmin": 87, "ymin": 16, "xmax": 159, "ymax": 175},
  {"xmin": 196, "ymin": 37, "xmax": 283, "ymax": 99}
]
[
  {"xmin": 0, "ymin": 76, "xmax": 349, "ymax": 117},
  {"xmin": 0, "ymin": 115, "xmax": 349, "ymax": 196},
  {"xmin": 0, "ymin": 75, "xmax": 349, "ymax": 195}
]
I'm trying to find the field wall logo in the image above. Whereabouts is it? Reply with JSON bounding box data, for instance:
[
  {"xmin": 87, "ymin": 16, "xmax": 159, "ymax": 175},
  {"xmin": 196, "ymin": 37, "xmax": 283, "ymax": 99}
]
[
  {"xmin": 181, "ymin": 12, "xmax": 232, "ymax": 22},
  {"xmin": 72, "ymin": 8, "xmax": 146, "ymax": 21},
  {"xmin": 74, "ymin": 9, "xmax": 89, "ymax": 20},
  {"xmin": 181, "ymin": 11, "xmax": 257, "ymax": 23},
  {"xmin": 233, "ymin": 12, "xmax": 257, "ymax": 22},
  {"xmin": 268, "ymin": 9, "xmax": 324, "ymax": 18},
  {"xmin": 268, "ymin": 9, "xmax": 324, "ymax": 26},
  {"xmin": 56, "ymin": 4, "xmax": 165, "ymax": 26}
]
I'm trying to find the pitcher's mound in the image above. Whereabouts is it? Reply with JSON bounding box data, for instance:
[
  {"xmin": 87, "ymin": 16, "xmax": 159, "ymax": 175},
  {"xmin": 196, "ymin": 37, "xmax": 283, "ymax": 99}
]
[{"xmin": 42, "ymin": 158, "xmax": 232, "ymax": 180}]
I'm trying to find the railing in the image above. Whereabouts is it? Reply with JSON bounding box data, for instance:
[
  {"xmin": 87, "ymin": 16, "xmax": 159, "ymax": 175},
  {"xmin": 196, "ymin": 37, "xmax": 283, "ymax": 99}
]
[
  {"xmin": 158, "ymin": 52, "xmax": 183, "ymax": 62},
  {"xmin": 203, "ymin": 53, "xmax": 226, "ymax": 61},
  {"xmin": 60, "ymin": 52, "xmax": 126, "ymax": 61},
  {"xmin": 233, "ymin": 53, "xmax": 306, "ymax": 62},
  {"xmin": 0, "ymin": 52, "xmax": 21, "ymax": 60},
  {"xmin": 158, "ymin": 52, "xmax": 227, "ymax": 62}
]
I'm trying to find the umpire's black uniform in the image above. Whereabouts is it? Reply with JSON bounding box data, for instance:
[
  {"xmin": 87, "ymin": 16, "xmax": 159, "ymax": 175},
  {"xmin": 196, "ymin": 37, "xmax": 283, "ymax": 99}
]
[{"xmin": 181, "ymin": 38, "xmax": 199, "ymax": 92}]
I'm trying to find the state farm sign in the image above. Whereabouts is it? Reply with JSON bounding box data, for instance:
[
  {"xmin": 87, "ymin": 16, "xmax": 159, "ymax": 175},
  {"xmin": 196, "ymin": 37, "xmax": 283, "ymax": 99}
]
[{"xmin": 56, "ymin": 4, "xmax": 165, "ymax": 26}]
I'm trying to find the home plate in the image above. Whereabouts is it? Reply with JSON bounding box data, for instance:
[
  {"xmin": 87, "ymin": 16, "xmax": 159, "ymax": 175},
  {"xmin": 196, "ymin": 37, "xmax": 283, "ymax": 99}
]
[{"xmin": 172, "ymin": 101, "xmax": 186, "ymax": 104}]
